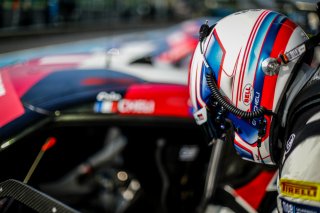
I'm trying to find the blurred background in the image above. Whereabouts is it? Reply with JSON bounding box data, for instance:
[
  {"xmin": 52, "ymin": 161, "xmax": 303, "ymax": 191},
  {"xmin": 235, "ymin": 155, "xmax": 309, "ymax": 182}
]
[
  {"xmin": 0, "ymin": 0, "xmax": 319, "ymax": 52},
  {"xmin": 0, "ymin": 1, "xmax": 319, "ymax": 213}
]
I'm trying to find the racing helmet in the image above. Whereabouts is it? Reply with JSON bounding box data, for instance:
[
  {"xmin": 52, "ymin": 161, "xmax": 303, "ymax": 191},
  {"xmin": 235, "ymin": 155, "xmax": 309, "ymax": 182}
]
[{"xmin": 188, "ymin": 9, "xmax": 310, "ymax": 165}]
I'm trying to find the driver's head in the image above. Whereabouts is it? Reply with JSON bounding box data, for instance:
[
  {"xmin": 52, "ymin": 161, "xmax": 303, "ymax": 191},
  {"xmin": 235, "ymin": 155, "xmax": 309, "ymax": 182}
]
[{"xmin": 188, "ymin": 9, "xmax": 309, "ymax": 165}]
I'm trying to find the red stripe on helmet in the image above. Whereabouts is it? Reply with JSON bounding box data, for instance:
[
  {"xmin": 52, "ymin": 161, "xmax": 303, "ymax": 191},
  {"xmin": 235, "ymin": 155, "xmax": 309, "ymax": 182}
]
[
  {"xmin": 237, "ymin": 10, "xmax": 269, "ymax": 107},
  {"xmin": 195, "ymin": 62, "xmax": 205, "ymax": 108},
  {"xmin": 187, "ymin": 50, "xmax": 195, "ymax": 89},
  {"xmin": 188, "ymin": 50, "xmax": 195, "ymax": 109},
  {"xmin": 260, "ymin": 19, "xmax": 297, "ymax": 110},
  {"xmin": 232, "ymin": 49, "xmax": 242, "ymax": 103},
  {"xmin": 234, "ymin": 135, "xmax": 254, "ymax": 153}
]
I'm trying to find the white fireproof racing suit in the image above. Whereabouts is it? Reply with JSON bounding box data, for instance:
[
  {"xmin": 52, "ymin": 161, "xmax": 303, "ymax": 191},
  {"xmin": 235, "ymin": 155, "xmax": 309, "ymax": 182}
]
[{"xmin": 277, "ymin": 71, "xmax": 320, "ymax": 213}]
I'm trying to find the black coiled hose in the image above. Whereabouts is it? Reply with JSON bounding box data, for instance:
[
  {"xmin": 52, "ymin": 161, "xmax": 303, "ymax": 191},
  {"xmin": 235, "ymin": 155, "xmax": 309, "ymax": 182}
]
[
  {"xmin": 205, "ymin": 69, "xmax": 266, "ymax": 119},
  {"xmin": 198, "ymin": 22, "xmax": 267, "ymax": 119}
]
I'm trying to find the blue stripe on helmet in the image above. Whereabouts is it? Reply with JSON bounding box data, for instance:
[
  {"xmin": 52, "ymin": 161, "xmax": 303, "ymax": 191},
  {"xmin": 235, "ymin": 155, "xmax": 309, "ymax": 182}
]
[
  {"xmin": 200, "ymin": 64, "xmax": 213, "ymax": 107},
  {"xmin": 228, "ymin": 113, "xmax": 259, "ymax": 144},
  {"xmin": 251, "ymin": 13, "xmax": 287, "ymax": 113},
  {"xmin": 248, "ymin": 12, "xmax": 279, "ymax": 73},
  {"xmin": 200, "ymin": 33, "xmax": 224, "ymax": 107},
  {"xmin": 205, "ymin": 35, "xmax": 224, "ymax": 83}
]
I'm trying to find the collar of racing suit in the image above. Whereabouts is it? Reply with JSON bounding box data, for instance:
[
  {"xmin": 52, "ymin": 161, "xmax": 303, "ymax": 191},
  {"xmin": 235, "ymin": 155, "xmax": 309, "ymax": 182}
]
[
  {"xmin": 282, "ymin": 62, "xmax": 320, "ymax": 127},
  {"xmin": 283, "ymin": 76, "xmax": 320, "ymax": 148}
]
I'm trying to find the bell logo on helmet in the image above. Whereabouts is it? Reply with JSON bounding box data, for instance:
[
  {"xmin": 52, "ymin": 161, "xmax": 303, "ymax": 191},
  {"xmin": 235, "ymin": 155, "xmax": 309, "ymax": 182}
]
[{"xmin": 242, "ymin": 84, "xmax": 253, "ymax": 106}]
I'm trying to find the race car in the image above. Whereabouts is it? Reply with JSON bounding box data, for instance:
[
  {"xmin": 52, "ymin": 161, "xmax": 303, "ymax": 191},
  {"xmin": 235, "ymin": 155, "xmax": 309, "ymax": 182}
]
[{"xmin": 0, "ymin": 54, "xmax": 201, "ymax": 213}]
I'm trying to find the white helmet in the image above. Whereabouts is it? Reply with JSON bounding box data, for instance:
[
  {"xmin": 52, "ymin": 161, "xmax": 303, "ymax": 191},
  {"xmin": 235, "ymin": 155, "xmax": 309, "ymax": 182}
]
[{"xmin": 189, "ymin": 9, "xmax": 312, "ymax": 165}]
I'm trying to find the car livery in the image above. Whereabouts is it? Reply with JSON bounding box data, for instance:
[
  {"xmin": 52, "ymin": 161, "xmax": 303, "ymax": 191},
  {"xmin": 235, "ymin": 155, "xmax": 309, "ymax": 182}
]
[{"xmin": 0, "ymin": 53, "xmax": 192, "ymax": 147}]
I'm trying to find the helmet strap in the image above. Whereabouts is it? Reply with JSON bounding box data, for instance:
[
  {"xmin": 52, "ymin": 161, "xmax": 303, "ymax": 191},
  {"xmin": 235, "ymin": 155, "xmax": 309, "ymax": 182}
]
[{"xmin": 279, "ymin": 33, "xmax": 320, "ymax": 64}]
